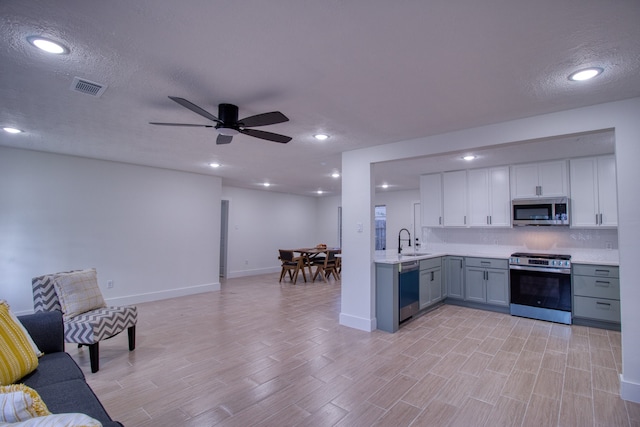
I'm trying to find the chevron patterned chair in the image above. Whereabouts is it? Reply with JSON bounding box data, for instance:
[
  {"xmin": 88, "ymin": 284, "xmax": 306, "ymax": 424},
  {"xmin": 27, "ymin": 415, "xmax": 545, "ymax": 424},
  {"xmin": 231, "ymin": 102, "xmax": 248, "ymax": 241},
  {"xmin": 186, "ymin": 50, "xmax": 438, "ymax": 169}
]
[{"xmin": 31, "ymin": 268, "xmax": 137, "ymax": 373}]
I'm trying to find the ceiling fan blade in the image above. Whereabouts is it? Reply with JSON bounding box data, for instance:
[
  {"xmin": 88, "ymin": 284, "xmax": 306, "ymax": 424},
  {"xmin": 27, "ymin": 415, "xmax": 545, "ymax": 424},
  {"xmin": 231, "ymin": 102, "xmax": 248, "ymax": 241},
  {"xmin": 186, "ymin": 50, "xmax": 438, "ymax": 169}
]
[
  {"xmin": 216, "ymin": 134, "xmax": 233, "ymax": 145},
  {"xmin": 240, "ymin": 128, "xmax": 292, "ymax": 143},
  {"xmin": 149, "ymin": 122, "xmax": 214, "ymax": 127},
  {"xmin": 238, "ymin": 111, "xmax": 289, "ymax": 127},
  {"xmin": 168, "ymin": 96, "xmax": 221, "ymax": 123}
]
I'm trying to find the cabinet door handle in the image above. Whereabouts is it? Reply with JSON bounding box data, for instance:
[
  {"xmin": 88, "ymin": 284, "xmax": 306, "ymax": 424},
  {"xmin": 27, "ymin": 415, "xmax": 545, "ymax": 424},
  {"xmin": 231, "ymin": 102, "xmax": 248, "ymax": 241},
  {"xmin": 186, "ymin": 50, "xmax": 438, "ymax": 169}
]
[
  {"xmin": 536, "ymin": 185, "xmax": 542, "ymax": 196},
  {"xmin": 595, "ymin": 281, "xmax": 611, "ymax": 287},
  {"xmin": 595, "ymin": 269, "xmax": 610, "ymax": 276},
  {"xmin": 599, "ymin": 213, "xmax": 603, "ymax": 224},
  {"xmin": 596, "ymin": 301, "xmax": 611, "ymax": 307},
  {"xmin": 464, "ymin": 215, "xmax": 466, "ymax": 225},
  {"xmin": 439, "ymin": 216, "xmax": 442, "ymax": 225},
  {"xmin": 489, "ymin": 215, "xmax": 492, "ymax": 225},
  {"xmin": 431, "ymin": 271, "xmax": 434, "ymax": 281},
  {"xmin": 596, "ymin": 214, "xmax": 599, "ymax": 225}
]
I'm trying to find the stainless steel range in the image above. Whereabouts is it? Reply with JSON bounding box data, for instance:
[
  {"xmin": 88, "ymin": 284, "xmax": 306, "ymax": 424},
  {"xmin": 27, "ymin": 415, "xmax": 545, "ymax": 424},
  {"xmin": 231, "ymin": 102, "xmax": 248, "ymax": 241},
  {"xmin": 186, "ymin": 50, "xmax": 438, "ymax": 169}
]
[{"xmin": 509, "ymin": 252, "xmax": 572, "ymax": 324}]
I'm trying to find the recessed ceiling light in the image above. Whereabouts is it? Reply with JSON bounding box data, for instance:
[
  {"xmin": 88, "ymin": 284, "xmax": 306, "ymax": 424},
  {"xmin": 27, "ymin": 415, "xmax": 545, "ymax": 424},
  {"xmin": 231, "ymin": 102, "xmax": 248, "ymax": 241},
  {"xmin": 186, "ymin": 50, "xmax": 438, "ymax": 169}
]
[
  {"xmin": 463, "ymin": 155, "xmax": 476, "ymax": 161},
  {"xmin": 331, "ymin": 172, "xmax": 340, "ymax": 178},
  {"xmin": 381, "ymin": 183, "xmax": 389, "ymax": 189},
  {"xmin": 317, "ymin": 190, "xmax": 324, "ymax": 195},
  {"xmin": 263, "ymin": 182, "xmax": 271, "ymax": 187},
  {"xmin": 27, "ymin": 36, "xmax": 69, "ymax": 54},
  {"xmin": 3, "ymin": 127, "xmax": 23, "ymax": 134},
  {"xmin": 209, "ymin": 162, "xmax": 221, "ymax": 168},
  {"xmin": 568, "ymin": 67, "xmax": 603, "ymax": 81},
  {"xmin": 314, "ymin": 134, "xmax": 329, "ymax": 141}
]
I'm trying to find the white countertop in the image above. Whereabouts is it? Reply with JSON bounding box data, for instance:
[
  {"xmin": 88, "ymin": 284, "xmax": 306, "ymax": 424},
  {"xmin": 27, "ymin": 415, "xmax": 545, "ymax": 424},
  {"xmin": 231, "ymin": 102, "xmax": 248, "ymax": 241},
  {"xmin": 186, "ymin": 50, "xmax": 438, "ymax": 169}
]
[{"xmin": 374, "ymin": 246, "xmax": 619, "ymax": 266}]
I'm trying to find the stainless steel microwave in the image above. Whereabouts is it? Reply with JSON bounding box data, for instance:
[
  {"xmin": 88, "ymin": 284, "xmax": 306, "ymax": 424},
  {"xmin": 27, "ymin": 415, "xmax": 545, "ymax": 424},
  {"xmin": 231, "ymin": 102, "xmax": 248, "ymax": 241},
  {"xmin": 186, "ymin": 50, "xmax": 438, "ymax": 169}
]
[{"xmin": 512, "ymin": 197, "xmax": 569, "ymax": 226}]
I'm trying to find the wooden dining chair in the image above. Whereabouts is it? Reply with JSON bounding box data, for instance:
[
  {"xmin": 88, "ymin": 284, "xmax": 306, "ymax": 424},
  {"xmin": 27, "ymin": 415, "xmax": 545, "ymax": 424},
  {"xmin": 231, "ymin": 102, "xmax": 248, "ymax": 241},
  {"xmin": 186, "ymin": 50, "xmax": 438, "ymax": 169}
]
[
  {"xmin": 312, "ymin": 249, "xmax": 341, "ymax": 282},
  {"xmin": 278, "ymin": 249, "xmax": 307, "ymax": 284}
]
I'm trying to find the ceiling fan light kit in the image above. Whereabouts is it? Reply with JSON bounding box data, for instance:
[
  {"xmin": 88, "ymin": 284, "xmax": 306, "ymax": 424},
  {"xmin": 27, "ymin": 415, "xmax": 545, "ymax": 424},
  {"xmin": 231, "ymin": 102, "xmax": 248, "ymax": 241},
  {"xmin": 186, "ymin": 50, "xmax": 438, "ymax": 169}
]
[{"xmin": 150, "ymin": 97, "xmax": 292, "ymax": 145}]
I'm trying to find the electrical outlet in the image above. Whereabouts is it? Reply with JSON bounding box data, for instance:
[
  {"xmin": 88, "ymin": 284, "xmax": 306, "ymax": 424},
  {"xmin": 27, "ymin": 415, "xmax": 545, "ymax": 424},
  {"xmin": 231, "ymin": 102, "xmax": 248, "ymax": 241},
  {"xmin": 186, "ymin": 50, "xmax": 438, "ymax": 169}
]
[
  {"xmin": 107, "ymin": 280, "xmax": 114, "ymax": 288},
  {"xmin": 605, "ymin": 242, "xmax": 613, "ymax": 250}
]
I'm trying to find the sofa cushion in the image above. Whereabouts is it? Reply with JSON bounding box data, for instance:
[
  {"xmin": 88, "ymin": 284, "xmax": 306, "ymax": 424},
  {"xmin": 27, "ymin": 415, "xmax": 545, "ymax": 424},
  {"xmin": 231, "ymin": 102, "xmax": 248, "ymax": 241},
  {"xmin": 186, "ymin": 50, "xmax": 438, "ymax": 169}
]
[
  {"xmin": 21, "ymin": 353, "xmax": 85, "ymax": 389},
  {"xmin": 53, "ymin": 269, "xmax": 106, "ymax": 319},
  {"xmin": 0, "ymin": 384, "xmax": 50, "ymax": 422},
  {"xmin": 34, "ymin": 379, "xmax": 116, "ymax": 426},
  {"xmin": 0, "ymin": 301, "xmax": 40, "ymax": 385}
]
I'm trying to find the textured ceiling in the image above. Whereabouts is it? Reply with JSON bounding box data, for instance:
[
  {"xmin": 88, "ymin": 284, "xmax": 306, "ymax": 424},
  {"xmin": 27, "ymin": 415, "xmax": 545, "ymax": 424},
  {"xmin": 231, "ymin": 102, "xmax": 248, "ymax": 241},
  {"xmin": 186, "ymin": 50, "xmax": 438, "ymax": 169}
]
[{"xmin": 1, "ymin": 1, "xmax": 639, "ymax": 196}]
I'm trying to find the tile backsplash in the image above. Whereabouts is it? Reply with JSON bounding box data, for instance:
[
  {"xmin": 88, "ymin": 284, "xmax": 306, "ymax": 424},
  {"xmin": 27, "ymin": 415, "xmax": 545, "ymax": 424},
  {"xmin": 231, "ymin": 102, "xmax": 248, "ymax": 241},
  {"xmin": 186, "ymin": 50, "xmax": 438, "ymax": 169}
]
[{"xmin": 422, "ymin": 226, "xmax": 618, "ymax": 260}]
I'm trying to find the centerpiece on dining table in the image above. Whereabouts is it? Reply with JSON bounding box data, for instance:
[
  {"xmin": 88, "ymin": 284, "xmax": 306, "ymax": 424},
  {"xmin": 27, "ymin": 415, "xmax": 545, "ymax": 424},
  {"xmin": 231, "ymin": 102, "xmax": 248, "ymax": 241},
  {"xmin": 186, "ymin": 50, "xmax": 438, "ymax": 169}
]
[{"xmin": 315, "ymin": 244, "xmax": 327, "ymax": 250}]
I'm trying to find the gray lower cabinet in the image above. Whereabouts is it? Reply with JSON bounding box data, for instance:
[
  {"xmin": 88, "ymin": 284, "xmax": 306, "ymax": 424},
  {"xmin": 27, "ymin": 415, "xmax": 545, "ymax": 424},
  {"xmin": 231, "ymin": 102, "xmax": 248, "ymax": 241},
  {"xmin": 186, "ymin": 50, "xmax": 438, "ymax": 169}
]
[
  {"xmin": 573, "ymin": 264, "xmax": 620, "ymax": 325},
  {"xmin": 419, "ymin": 258, "xmax": 442, "ymax": 309},
  {"xmin": 444, "ymin": 256, "xmax": 464, "ymax": 300},
  {"xmin": 464, "ymin": 257, "xmax": 509, "ymax": 307},
  {"xmin": 375, "ymin": 263, "xmax": 399, "ymax": 333}
]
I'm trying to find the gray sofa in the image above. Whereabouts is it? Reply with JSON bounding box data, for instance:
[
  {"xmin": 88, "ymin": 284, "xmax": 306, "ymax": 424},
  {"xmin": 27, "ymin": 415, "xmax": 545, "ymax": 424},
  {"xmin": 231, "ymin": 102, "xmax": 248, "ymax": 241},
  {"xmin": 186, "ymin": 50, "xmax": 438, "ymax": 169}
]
[{"xmin": 17, "ymin": 311, "xmax": 123, "ymax": 427}]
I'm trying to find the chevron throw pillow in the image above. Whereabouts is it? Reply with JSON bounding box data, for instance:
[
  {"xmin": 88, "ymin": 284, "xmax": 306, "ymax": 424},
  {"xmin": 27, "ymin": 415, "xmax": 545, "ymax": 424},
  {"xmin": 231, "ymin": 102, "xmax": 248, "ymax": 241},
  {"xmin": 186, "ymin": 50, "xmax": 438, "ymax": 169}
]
[{"xmin": 52, "ymin": 269, "xmax": 106, "ymax": 319}]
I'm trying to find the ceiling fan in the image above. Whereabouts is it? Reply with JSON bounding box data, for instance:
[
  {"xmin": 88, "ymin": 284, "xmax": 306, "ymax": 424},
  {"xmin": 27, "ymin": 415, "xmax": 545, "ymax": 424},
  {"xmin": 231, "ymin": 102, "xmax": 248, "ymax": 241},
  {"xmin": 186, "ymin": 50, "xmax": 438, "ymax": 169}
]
[{"xmin": 150, "ymin": 96, "xmax": 292, "ymax": 144}]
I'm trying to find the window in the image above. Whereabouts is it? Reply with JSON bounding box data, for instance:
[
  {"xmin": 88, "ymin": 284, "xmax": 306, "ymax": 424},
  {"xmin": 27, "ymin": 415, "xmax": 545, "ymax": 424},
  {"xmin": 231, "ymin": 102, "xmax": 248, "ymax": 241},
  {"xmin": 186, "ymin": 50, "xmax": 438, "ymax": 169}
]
[{"xmin": 375, "ymin": 205, "xmax": 386, "ymax": 250}]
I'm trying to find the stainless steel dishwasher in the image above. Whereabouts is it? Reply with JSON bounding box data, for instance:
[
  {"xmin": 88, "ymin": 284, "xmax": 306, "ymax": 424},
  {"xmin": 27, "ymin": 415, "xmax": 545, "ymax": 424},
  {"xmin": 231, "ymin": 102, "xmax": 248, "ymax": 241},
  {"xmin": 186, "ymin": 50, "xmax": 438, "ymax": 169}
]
[{"xmin": 399, "ymin": 260, "xmax": 420, "ymax": 322}]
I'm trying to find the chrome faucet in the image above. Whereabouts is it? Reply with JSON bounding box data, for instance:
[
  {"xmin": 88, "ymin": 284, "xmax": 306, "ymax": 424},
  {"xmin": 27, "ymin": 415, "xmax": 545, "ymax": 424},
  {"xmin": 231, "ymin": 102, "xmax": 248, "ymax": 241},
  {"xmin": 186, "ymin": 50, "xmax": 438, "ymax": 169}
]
[{"xmin": 398, "ymin": 228, "xmax": 411, "ymax": 254}]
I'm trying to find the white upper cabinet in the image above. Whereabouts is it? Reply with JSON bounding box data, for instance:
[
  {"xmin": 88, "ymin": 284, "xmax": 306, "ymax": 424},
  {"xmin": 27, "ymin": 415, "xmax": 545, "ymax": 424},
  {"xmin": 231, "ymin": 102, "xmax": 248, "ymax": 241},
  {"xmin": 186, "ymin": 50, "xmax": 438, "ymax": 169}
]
[
  {"xmin": 468, "ymin": 166, "xmax": 511, "ymax": 227},
  {"xmin": 511, "ymin": 160, "xmax": 568, "ymax": 199},
  {"xmin": 443, "ymin": 170, "xmax": 468, "ymax": 227},
  {"xmin": 420, "ymin": 173, "xmax": 443, "ymax": 227},
  {"xmin": 570, "ymin": 155, "xmax": 618, "ymax": 228}
]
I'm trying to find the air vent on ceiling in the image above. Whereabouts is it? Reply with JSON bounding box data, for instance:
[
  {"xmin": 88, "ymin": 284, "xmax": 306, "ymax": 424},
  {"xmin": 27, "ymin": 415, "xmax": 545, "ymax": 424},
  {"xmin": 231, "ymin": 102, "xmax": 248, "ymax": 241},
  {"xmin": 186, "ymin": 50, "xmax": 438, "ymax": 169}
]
[{"xmin": 70, "ymin": 77, "xmax": 107, "ymax": 97}]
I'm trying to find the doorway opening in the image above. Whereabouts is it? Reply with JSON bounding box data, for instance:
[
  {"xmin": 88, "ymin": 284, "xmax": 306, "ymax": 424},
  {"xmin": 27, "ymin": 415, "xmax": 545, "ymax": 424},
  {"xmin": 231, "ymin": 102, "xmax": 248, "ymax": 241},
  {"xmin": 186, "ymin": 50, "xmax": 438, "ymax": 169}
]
[{"xmin": 220, "ymin": 200, "xmax": 229, "ymax": 278}]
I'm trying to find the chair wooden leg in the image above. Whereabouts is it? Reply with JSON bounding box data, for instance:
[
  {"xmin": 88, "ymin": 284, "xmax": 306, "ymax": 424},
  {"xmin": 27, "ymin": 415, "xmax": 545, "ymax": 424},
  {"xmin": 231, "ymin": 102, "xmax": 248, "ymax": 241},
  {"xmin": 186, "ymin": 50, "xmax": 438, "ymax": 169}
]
[
  {"xmin": 89, "ymin": 343, "xmax": 99, "ymax": 373},
  {"xmin": 128, "ymin": 325, "xmax": 136, "ymax": 351},
  {"xmin": 279, "ymin": 267, "xmax": 286, "ymax": 282},
  {"xmin": 299, "ymin": 264, "xmax": 307, "ymax": 282}
]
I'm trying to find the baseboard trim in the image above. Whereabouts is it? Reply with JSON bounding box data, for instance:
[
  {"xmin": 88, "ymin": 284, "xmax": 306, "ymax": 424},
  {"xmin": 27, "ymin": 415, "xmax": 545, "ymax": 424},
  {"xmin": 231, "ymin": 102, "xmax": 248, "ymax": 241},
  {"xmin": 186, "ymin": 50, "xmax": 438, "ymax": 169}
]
[
  {"xmin": 106, "ymin": 282, "xmax": 220, "ymax": 306},
  {"xmin": 226, "ymin": 267, "xmax": 280, "ymax": 279},
  {"xmin": 621, "ymin": 374, "xmax": 640, "ymax": 403},
  {"xmin": 339, "ymin": 312, "xmax": 375, "ymax": 332}
]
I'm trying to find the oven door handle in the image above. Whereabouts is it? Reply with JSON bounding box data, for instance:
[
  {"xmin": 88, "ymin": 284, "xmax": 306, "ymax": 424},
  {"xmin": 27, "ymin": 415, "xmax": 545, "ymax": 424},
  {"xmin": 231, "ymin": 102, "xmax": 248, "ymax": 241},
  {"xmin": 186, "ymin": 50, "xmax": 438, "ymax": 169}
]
[{"xmin": 509, "ymin": 264, "xmax": 571, "ymax": 274}]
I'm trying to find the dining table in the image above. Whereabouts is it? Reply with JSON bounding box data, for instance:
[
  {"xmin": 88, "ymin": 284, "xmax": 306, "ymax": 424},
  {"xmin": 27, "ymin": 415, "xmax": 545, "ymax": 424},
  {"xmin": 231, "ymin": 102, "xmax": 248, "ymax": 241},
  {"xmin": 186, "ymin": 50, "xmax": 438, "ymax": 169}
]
[{"xmin": 294, "ymin": 247, "xmax": 341, "ymax": 281}]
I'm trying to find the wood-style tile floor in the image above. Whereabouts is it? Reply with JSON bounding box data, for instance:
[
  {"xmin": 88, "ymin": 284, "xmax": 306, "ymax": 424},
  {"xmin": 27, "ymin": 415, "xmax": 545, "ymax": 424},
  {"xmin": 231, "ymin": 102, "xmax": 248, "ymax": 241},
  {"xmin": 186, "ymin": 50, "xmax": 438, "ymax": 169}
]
[{"xmin": 69, "ymin": 273, "xmax": 640, "ymax": 426}]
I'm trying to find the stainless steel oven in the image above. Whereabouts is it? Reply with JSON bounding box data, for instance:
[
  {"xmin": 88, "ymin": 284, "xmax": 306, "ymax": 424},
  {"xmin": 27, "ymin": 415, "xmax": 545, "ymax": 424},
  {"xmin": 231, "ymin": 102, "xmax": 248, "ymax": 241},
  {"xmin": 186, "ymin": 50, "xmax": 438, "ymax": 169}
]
[{"xmin": 509, "ymin": 252, "xmax": 572, "ymax": 324}]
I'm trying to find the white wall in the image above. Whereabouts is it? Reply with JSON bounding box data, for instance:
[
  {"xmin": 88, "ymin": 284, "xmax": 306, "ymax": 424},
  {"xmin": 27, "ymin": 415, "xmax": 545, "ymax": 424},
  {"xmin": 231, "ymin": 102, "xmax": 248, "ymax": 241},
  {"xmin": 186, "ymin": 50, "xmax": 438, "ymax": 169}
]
[
  {"xmin": 375, "ymin": 190, "xmax": 421, "ymax": 252},
  {"xmin": 0, "ymin": 147, "xmax": 222, "ymax": 314},
  {"xmin": 221, "ymin": 186, "xmax": 318, "ymax": 278},
  {"xmin": 340, "ymin": 97, "xmax": 640, "ymax": 402},
  {"xmin": 315, "ymin": 195, "xmax": 342, "ymax": 248}
]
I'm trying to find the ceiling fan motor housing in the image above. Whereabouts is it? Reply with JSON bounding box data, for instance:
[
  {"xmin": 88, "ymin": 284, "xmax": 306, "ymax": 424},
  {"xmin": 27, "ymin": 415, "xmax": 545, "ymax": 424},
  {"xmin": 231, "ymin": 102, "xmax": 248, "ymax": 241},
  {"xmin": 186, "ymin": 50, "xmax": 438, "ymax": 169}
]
[{"xmin": 219, "ymin": 103, "xmax": 239, "ymax": 127}]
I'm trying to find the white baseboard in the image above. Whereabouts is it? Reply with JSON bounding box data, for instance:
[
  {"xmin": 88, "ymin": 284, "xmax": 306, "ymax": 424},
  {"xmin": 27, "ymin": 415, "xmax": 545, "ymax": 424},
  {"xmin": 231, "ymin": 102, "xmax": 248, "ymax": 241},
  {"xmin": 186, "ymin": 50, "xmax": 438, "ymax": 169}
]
[
  {"xmin": 226, "ymin": 266, "xmax": 280, "ymax": 279},
  {"xmin": 339, "ymin": 312, "xmax": 376, "ymax": 332},
  {"xmin": 620, "ymin": 374, "xmax": 640, "ymax": 403},
  {"xmin": 105, "ymin": 282, "xmax": 220, "ymax": 306}
]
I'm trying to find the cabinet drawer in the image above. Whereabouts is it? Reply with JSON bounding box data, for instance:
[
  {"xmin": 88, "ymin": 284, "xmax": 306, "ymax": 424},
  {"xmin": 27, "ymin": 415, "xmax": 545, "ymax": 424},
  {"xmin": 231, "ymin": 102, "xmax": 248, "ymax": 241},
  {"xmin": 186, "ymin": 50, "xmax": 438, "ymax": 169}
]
[
  {"xmin": 465, "ymin": 257, "xmax": 508, "ymax": 270},
  {"xmin": 572, "ymin": 264, "xmax": 619, "ymax": 278},
  {"xmin": 420, "ymin": 257, "xmax": 441, "ymax": 270},
  {"xmin": 574, "ymin": 296, "xmax": 620, "ymax": 323},
  {"xmin": 573, "ymin": 275, "xmax": 620, "ymax": 300}
]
